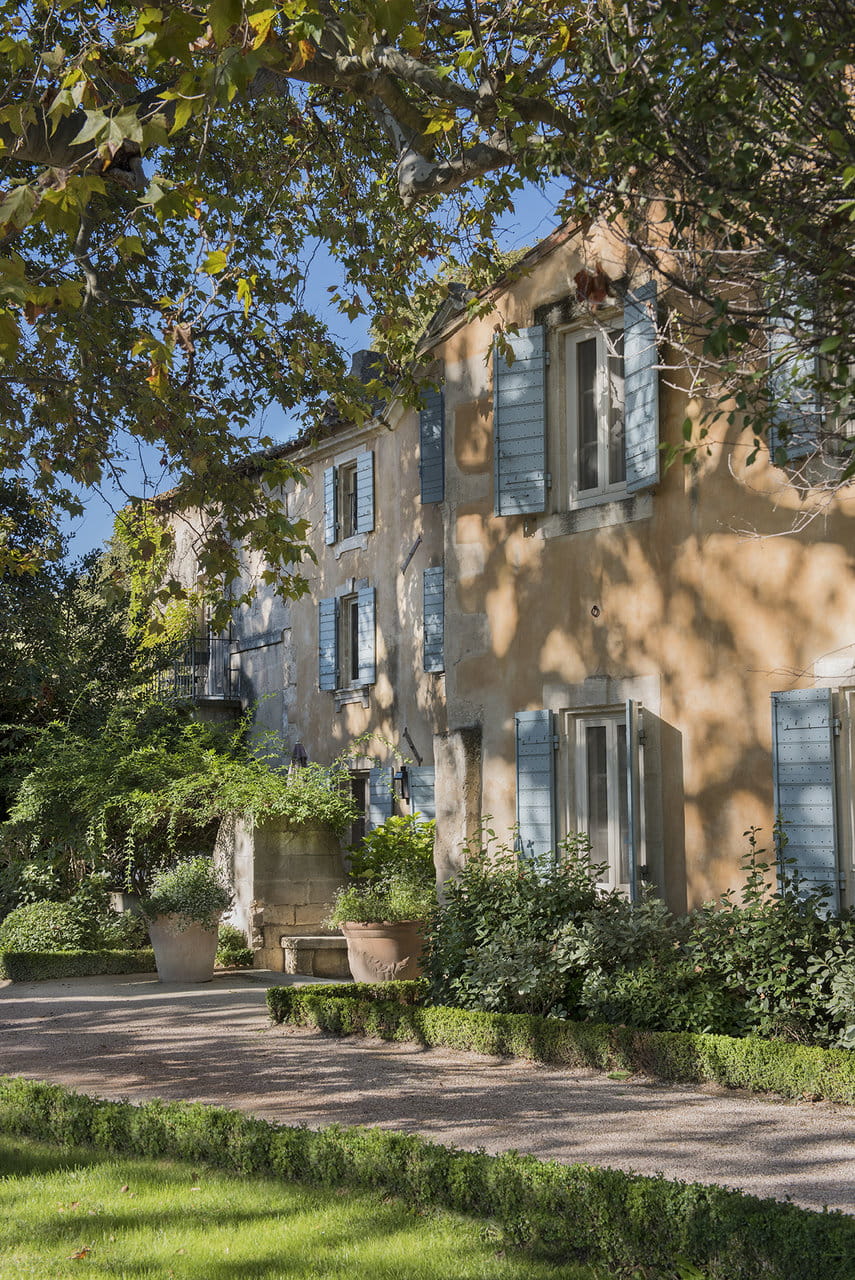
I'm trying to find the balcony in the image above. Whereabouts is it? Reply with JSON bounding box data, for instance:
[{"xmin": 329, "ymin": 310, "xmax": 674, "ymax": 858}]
[{"xmin": 150, "ymin": 636, "xmax": 241, "ymax": 704}]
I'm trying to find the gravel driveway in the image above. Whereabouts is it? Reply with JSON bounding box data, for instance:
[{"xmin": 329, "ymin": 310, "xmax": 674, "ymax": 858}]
[{"xmin": 1, "ymin": 969, "xmax": 853, "ymax": 1215}]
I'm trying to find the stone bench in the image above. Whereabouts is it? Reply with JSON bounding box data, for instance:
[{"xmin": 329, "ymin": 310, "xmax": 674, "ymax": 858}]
[{"xmin": 280, "ymin": 935, "xmax": 351, "ymax": 979}]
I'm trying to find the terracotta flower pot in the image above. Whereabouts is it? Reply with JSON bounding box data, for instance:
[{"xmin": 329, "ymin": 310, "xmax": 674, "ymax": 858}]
[
  {"xmin": 146, "ymin": 914, "xmax": 220, "ymax": 983},
  {"xmin": 339, "ymin": 920, "xmax": 425, "ymax": 983}
]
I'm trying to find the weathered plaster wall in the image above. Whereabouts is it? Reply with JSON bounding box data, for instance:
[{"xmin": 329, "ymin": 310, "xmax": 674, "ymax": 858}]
[{"xmin": 431, "ymin": 228, "xmax": 855, "ymax": 910}]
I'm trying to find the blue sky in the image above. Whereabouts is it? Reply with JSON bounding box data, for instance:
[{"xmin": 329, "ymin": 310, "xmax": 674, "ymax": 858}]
[{"xmin": 63, "ymin": 181, "xmax": 565, "ymax": 558}]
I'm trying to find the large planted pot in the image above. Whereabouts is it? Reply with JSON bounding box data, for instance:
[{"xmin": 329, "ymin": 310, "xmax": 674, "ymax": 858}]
[
  {"xmin": 340, "ymin": 920, "xmax": 425, "ymax": 983},
  {"xmin": 146, "ymin": 914, "xmax": 220, "ymax": 983}
]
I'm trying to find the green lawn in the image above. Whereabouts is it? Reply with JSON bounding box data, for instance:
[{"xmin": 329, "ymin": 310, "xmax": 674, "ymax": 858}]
[{"xmin": 0, "ymin": 1135, "xmax": 600, "ymax": 1280}]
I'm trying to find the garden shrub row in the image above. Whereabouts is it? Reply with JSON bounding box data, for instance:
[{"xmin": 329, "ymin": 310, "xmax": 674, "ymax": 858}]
[
  {"xmin": 267, "ymin": 985, "xmax": 855, "ymax": 1106},
  {"xmin": 0, "ymin": 949, "xmax": 155, "ymax": 982},
  {"xmin": 0, "ymin": 1075, "xmax": 852, "ymax": 1280}
]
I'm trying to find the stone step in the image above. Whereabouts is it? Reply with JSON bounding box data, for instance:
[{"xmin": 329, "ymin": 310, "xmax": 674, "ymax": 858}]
[{"xmin": 280, "ymin": 934, "xmax": 351, "ymax": 980}]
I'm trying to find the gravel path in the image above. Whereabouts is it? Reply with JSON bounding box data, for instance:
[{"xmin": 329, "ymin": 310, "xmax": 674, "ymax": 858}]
[{"xmin": 1, "ymin": 970, "xmax": 853, "ymax": 1214}]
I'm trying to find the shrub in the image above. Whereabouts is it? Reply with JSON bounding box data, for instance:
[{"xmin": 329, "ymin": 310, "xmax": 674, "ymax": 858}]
[
  {"xmin": 266, "ymin": 984, "xmax": 855, "ymax": 1107},
  {"xmin": 140, "ymin": 857, "xmax": 231, "ymax": 929},
  {"xmin": 426, "ymin": 828, "xmax": 600, "ymax": 1018},
  {"xmin": 0, "ymin": 949, "xmax": 155, "ymax": 981},
  {"xmin": 328, "ymin": 815, "xmax": 437, "ymax": 925},
  {"xmin": 216, "ymin": 924, "xmax": 254, "ymax": 967},
  {"xmin": 0, "ymin": 900, "xmax": 100, "ymax": 952},
  {"xmin": 1, "ymin": 1077, "xmax": 853, "ymax": 1280}
]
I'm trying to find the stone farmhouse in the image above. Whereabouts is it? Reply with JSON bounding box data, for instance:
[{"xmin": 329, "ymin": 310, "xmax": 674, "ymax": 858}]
[{"xmin": 164, "ymin": 221, "xmax": 855, "ymax": 971}]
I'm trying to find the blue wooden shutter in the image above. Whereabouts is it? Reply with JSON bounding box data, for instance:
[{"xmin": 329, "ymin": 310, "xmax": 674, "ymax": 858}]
[
  {"xmin": 494, "ymin": 326, "xmax": 547, "ymax": 515},
  {"xmin": 367, "ymin": 766, "xmax": 394, "ymax": 829},
  {"xmin": 771, "ymin": 688, "xmax": 840, "ymax": 910},
  {"xmin": 768, "ymin": 304, "xmax": 821, "ymax": 462},
  {"xmin": 419, "ymin": 386, "xmax": 445, "ymax": 503},
  {"xmin": 515, "ymin": 709, "xmax": 556, "ymax": 860},
  {"xmin": 323, "ymin": 465, "xmax": 337, "ymax": 544},
  {"xmin": 355, "ymin": 451, "xmax": 374, "ymax": 532},
  {"xmin": 318, "ymin": 597, "xmax": 338, "ymax": 690},
  {"xmin": 423, "ymin": 565, "xmax": 444, "ymax": 673},
  {"xmin": 624, "ymin": 281, "xmax": 660, "ymax": 494},
  {"xmin": 356, "ymin": 586, "xmax": 376, "ymax": 685},
  {"xmin": 408, "ymin": 766, "xmax": 436, "ymax": 821}
]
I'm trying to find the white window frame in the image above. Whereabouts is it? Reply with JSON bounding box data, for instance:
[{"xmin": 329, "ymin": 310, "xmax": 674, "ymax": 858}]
[
  {"xmin": 565, "ymin": 709, "xmax": 633, "ymax": 894},
  {"xmin": 337, "ymin": 592, "xmax": 361, "ymax": 688},
  {"xmin": 565, "ymin": 325, "xmax": 626, "ymax": 508},
  {"xmin": 337, "ymin": 460, "xmax": 358, "ymax": 540}
]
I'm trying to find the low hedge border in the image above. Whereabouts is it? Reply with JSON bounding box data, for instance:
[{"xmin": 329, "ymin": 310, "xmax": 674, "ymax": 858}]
[
  {"xmin": 0, "ymin": 1076, "xmax": 852, "ymax": 1280},
  {"xmin": 267, "ymin": 984, "xmax": 855, "ymax": 1106},
  {"xmin": 0, "ymin": 949, "xmax": 156, "ymax": 982}
]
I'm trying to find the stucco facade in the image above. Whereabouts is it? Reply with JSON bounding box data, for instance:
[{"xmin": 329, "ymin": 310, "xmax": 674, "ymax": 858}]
[{"xmin": 170, "ymin": 221, "xmax": 855, "ymax": 928}]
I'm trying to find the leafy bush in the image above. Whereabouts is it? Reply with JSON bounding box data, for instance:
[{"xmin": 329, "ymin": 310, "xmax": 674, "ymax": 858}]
[
  {"xmin": 2, "ymin": 1077, "xmax": 853, "ymax": 1280},
  {"xmin": 426, "ymin": 825, "xmax": 855, "ymax": 1046},
  {"xmin": 426, "ymin": 828, "xmax": 600, "ymax": 1018},
  {"xmin": 0, "ymin": 900, "xmax": 100, "ymax": 953},
  {"xmin": 328, "ymin": 816, "xmax": 436, "ymax": 925},
  {"xmin": 0, "ymin": 950, "xmax": 155, "ymax": 982},
  {"xmin": 216, "ymin": 924, "xmax": 254, "ymax": 967},
  {"xmin": 267, "ymin": 984, "xmax": 855, "ymax": 1107},
  {"xmin": 140, "ymin": 857, "xmax": 231, "ymax": 929}
]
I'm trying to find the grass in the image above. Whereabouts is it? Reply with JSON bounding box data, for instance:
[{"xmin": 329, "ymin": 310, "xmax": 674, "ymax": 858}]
[{"xmin": 0, "ymin": 1135, "xmax": 602, "ymax": 1280}]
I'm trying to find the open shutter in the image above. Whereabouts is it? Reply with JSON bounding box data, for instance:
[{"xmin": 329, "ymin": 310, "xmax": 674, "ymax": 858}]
[
  {"xmin": 408, "ymin": 766, "xmax": 436, "ymax": 821},
  {"xmin": 625, "ymin": 700, "xmax": 646, "ymax": 903},
  {"xmin": 423, "ymin": 565, "xmax": 444, "ymax": 673},
  {"xmin": 355, "ymin": 451, "xmax": 375, "ymax": 532},
  {"xmin": 419, "ymin": 386, "xmax": 445, "ymax": 503},
  {"xmin": 768, "ymin": 302, "xmax": 821, "ymax": 462},
  {"xmin": 624, "ymin": 281, "xmax": 660, "ymax": 494},
  {"xmin": 515, "ymin": 709, "xmax": 555, "ymax": 860},
  {"xmin": 771, "ymin": 688, "xmax": 840, "ymax": 910},
  {"xmin": 323, "ymin": 466, "xmax": 337, "ymax": 544},
  {"xmin": 318, "ymin": 597, "xmax": 338, "ymax": 690},
  {"xmin": 494, "ymin": 326, "xmax": 547, "ymax": 515},
  {"xmin": 356, "ymin": 586, "xmax": 376, "ymax": 685},
  {"xmin": 367, "ymin": 766, "xmax": 394, "ymax": 829}
]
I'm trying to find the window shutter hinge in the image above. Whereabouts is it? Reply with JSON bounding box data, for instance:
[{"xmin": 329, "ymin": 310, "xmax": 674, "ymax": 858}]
[
  {"xmin": 545, "ymin": 351, "xmax": 551, "ymax": 367},
  {"xmin": 546, "ymin": 472, "xmax": 552, "ymax": 489},
  {"xmin": 833, "ymin": 716, "xmax": 842, "ymax": 736},
  {"xmin": 638, "ymin": 728, "xmax": 647, "ymax": 746},
  {"xmin": 552, "ymin": 734, "xmax": 560, "ymax": 750}
]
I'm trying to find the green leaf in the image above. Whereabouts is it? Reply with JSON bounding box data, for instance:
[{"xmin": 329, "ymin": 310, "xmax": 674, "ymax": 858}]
[
  {"xmin": 200, "ymin": 249, "xmax": 229, "ymax": 275},
  {"xmin": 207, "ymin": 0, "xmax": 242, "ymax": 44}
]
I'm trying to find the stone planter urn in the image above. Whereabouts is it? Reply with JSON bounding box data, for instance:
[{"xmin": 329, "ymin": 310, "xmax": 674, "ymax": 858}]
[
  {"xmin": 146, "ymin": 914, "xmax": 220, "ymax": 983},
  {"xmin": 339, "ymin": 920, "xmax": 425, "ymax": 983}
]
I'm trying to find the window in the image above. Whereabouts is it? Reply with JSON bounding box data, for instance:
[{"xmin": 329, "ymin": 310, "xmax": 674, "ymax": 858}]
[
  {"xmin": 492, "ymin": 281, "xmax": 658, "ymax": 520},
  {"xmin": 567, "ymin": 328, "xmax": 625, "ymax": 503},
  {"xmin": 318, "ymin": 588, "xmax": 376, "ymax": 692},
  {"xmin": 338, "ymin": 592, "xmax": 360, "ymax": 686},
  {"xmin": 338, "ymin": 462, "xmax": 358, "ymax": 539},
  {"xmin": 323, "ymin": 452, "xmax": 374, "ymax": 545},
  {"xmin": 573, "ymin": 713, "xmax": 631, "ymax": 892}
]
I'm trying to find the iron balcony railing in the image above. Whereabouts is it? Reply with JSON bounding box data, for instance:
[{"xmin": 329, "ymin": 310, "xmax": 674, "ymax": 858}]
[{"xmin": 150, "ymin": 636, "xmax": 240, "ymax": 703}]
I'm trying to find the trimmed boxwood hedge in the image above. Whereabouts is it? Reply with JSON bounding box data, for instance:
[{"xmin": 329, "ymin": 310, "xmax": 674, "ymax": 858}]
[
  {"xmin": 0, "ymin": 1075, "xmax": 852, "ymax": 1280},
  {"xmin": 267, "ymin": 983, "xmax": 855, "ymax": 1105},
  {"xmin": 0, "ymin": 949, "xmax": 156, "ymax": 982}
]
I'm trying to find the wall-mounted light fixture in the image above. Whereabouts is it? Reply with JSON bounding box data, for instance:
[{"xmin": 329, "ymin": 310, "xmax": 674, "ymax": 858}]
[{"xmin": 393, "ymin": 765, "xmax": 410, "ymax": 803}]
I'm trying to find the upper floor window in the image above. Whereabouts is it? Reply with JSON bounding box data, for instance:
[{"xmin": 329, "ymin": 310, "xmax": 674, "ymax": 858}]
[
  {"xmin": 492, "ymin": 281, "xmax": 659, "ymax": 520},
  {"xmin": 318, "ymin": 586, "xmax": 376, "ymax": 693},
  {"xmin": 567, "ymin": 328, "xmax": 625, "ymax": 503},
  {"xmin": 324, "ymin": 451, "xmax": 374, "ymax": 546}
]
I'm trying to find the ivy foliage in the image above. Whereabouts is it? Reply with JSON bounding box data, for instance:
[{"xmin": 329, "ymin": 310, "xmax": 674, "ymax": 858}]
[{"xmin": 2, "ymin": 701, "xmax": 358, "ymax": 895}]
